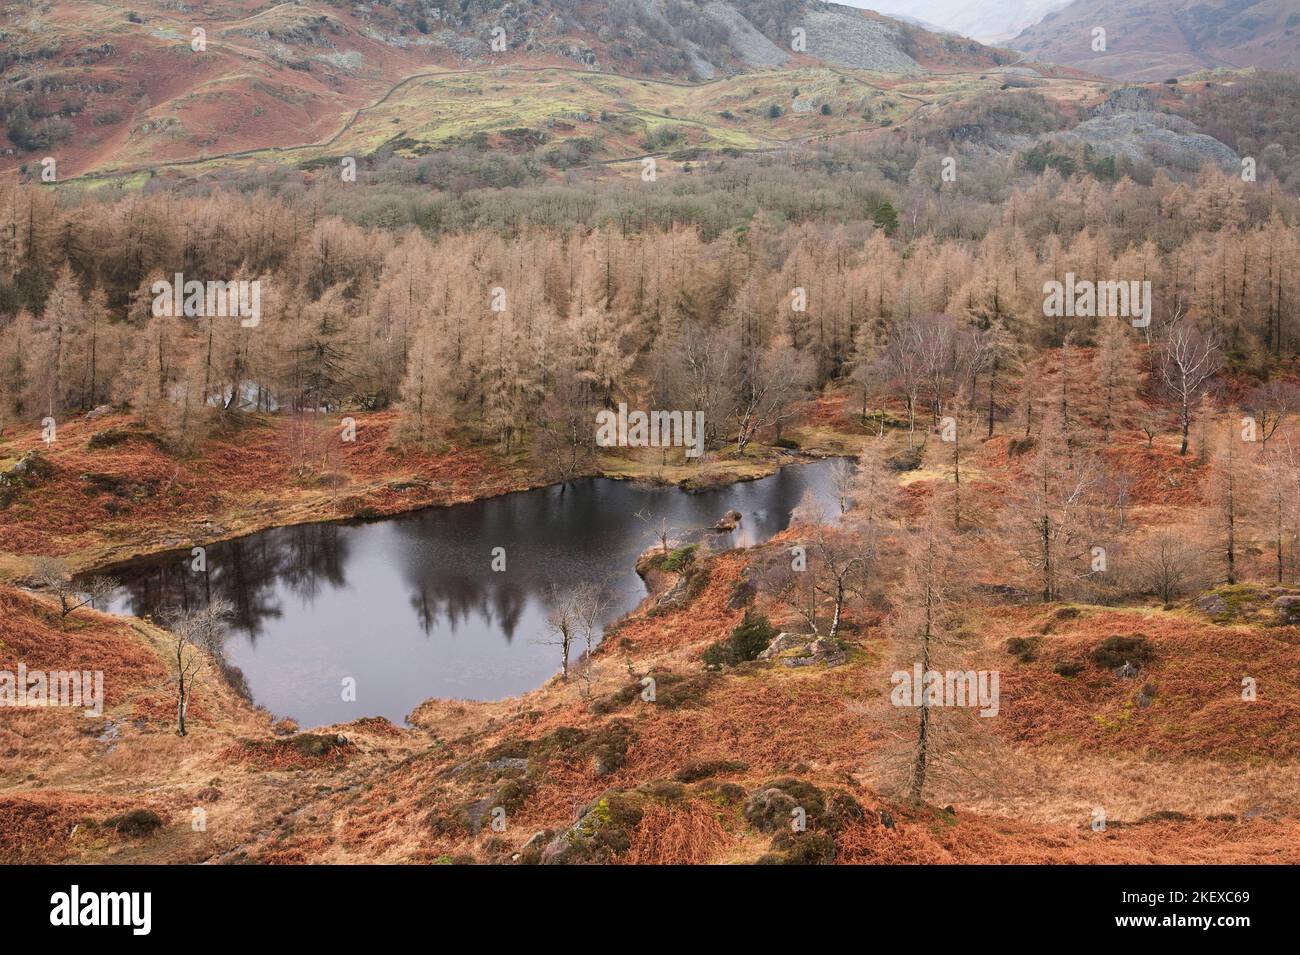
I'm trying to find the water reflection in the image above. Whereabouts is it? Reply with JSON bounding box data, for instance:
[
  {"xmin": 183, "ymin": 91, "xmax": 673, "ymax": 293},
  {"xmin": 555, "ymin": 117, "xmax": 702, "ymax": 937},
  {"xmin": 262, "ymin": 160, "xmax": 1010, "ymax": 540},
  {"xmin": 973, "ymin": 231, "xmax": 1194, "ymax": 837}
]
[{"xmin": 93, "ymin": 460, "xmax": 841, "ymax": 727}]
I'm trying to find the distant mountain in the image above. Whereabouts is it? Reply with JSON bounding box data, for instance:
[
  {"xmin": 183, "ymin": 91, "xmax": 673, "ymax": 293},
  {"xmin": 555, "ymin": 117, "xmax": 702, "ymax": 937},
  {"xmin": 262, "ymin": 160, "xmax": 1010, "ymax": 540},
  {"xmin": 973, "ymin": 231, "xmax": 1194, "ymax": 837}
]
[
  {"xmin": 1009, "ymin": 0, "xmax": 1300, "ymax": 80},
  {"xmin": 0, "ymin": 0, "xmax": 1024, "ymax": 177},
  {"xmin": 852, "ymin": 0, "xmax": 1071, "ymax": 44}
]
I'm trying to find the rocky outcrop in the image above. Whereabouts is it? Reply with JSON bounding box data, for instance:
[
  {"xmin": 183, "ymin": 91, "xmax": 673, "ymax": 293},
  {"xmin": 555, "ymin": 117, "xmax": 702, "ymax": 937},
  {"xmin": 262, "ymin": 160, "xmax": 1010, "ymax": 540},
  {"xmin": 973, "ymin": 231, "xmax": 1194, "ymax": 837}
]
[
  {"xmin": 1055, "ymin": 110, "xmax": 1237, "ymax": 171},
  {"xmin": 757, "ymin": 632, "xmax": 847, "ymax": 668},
  {"xmin": 802, "ymin": 6, "xmax": 922, "ymax": 74}
]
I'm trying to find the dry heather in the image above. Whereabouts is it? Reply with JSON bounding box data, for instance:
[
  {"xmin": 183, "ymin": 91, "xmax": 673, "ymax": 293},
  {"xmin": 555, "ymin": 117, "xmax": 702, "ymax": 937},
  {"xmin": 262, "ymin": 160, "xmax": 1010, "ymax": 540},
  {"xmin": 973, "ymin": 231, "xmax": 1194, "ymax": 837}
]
[
  {"xmin": 188, "ymin": 536, "xmax": 1299, "ymax": 865},
  {"xmin": 2, "ymin": 393, "xmax": 1298, "ymax": 865},
  {"xmin": 0, "ymin": 411, "xmax": 533, "ymax": 572}
]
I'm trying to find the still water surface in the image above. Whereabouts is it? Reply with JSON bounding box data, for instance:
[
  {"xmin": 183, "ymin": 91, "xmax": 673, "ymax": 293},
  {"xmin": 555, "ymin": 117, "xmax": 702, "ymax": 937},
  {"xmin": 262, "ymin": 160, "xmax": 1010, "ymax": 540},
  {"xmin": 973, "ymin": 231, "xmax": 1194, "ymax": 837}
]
[{"xmin": 97, "ymin": 460, "xmax": 841, "ymax": 727}]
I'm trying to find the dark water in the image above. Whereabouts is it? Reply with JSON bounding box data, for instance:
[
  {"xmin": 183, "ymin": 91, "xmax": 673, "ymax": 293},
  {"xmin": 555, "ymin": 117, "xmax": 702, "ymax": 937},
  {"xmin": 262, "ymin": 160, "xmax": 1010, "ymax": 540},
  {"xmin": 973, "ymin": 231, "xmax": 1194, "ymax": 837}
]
[{"xmin": 93, "ymin": 459, "xmax": 841, "ymax": 728}]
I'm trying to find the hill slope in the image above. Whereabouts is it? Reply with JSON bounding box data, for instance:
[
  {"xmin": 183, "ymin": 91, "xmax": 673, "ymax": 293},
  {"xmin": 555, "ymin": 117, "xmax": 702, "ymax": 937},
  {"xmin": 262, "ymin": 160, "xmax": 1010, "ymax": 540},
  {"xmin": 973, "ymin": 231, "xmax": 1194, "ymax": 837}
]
[
  {"xmin": 0, "ymin": 0, "xmax": 1022, "ymax": 178},
  {"xmin": 1010, "ymin": 0, "xmax": 1300, "ymax": 80}
]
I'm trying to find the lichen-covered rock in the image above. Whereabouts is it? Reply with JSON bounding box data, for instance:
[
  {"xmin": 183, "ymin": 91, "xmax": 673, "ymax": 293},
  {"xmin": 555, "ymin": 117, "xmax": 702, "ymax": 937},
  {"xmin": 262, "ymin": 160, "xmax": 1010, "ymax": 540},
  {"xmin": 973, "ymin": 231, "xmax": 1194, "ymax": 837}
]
[
  {"xmin": 541, "ymin": 789, "xmax": 647, "ymax": 865},
  {"xmin": 758, "ymin": 632, "xmax": 809, "ymax": 661},
  {"xmin": 1194, "ymin": 592, "xmax": 1228, "ymax": 617},
  {"xmin": 757, "ymin": 632, "xmax": 846, "ymax": 668},
  {"xmin": 744, "ymin": 778, "xmax": 826, "ymax": 833}
]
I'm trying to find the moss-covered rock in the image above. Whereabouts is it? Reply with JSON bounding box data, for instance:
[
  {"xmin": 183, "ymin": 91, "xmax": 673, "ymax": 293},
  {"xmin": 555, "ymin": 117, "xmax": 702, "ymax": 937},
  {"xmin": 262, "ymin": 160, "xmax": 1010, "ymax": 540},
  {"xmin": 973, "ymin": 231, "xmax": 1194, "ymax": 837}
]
[
  {"xmin": 86, "ymin": 428, "xmax": 130, "ymax": 450},
  {"xmin": 103, "ymin": 808, "xmax": 164, "ymax": 838},
  {"xmin": 674, "ymin": 759, "xmax": 748, "ymax": 783},
  {"xmin": 541, "ymin": 789, "xmax": 647, "ymax": 865},
  {"xmin": 590, "ymin": 671, "xmax": 718, "ymax": 714},
  {"xmin": 1090, "ymin": 634, "xmax": 1155, "ymax": 670},
  {"xmin": 1005, "ymin": 635, "xmax": 1040, "ymax": 662},
  {"xmin": 744, "ymin": 778, "xmax": 827, "ymax": 833},
  {"xmin": 757, "ymin": 830, "xmax": 837, "ymax": 865}
]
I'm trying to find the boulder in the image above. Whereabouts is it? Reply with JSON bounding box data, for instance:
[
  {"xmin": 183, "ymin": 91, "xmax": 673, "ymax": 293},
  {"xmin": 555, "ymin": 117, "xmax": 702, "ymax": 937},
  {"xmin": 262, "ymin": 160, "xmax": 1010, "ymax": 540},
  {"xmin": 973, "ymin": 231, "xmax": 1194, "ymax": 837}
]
[
  {"xmin": 808, "ymin": 635, "xmax": 847, "ymax": 667},
  {"xmin": 1195, "ymin": 592, "xmax": 1228, "ymax": 617},
  {"xmin": 713, "ymin": 509, "xmax": 742, "ymax": 531},
  {"xmin": 654, "ymin": 573, "xmax": 690, "ymax": 611},
  {"xmin": 757, "ymin": 632, "xmax": 846, "ymax": 668},
  {"xmin": 1273, "ymin": 595, "xmax": 1300, "ymax": 625},
  {"xmin": 758, "ymin": 632, "xmax": 809, "ymax": 661},
  {"xmin": 743, "ymin": 787, "xmax": 803, "ymax": 833}
]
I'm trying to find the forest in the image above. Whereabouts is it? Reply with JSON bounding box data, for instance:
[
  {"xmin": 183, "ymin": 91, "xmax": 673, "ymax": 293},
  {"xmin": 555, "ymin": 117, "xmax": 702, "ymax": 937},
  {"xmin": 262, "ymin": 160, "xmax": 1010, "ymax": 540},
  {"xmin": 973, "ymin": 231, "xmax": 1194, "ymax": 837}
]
[{"xmin": 3, "ymin": 56, "xmax": 1300, "ymax": 871}]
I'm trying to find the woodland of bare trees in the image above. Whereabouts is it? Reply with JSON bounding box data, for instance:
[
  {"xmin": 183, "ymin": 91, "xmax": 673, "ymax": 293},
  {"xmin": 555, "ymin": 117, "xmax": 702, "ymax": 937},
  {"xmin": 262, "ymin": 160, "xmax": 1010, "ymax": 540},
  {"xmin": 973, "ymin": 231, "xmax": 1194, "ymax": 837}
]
[
  {"xmin": 4, "ymin": 121, "xmax": 1300, "ymax": 755},
  {"xmin": 2, "ymin": 157, "xmax": 1297, "ymax": 463}
]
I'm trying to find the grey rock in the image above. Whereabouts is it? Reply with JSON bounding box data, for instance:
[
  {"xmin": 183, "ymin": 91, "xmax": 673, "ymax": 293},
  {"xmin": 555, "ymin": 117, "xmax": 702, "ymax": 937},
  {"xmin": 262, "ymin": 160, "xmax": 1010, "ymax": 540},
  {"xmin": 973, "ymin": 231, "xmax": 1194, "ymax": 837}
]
[
  {"xmin": 758, "ymin": 632, "xmax": 846, "ymax": 668},
  {"xmin": 1055, "ymin": 110, "xmax": 1238, "ymax": 172},
  {"xmin": 1195, "ymin": 593, "xmax": 1228, "ymax": 617},
  {"xmin": 758, "ymin": 632, "xmax": 811, "ymax": 661},
  {"xmin": 1273, "ymin": 595, "xmax": 1300, "ymax": 625},
  {"xmin": 701, "ymin": 1, "xmax": 789, "ymax": 68},
  {"xmin": 802, "ymin": 6, "xmax": 922, "ymax": 74}
]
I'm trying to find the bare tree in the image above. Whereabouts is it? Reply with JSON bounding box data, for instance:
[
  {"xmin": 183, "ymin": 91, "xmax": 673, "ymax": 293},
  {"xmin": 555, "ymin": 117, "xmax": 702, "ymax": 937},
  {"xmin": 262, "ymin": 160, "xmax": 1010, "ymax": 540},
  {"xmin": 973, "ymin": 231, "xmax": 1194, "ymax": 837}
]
[
  {"xmin": 1137, "ymin": 406, "xmax": 1165, "ymax": 449},
  {"xmin": 165, "ymin": 598, "xmax": 233, "ymax": 737},
  {"xmin": 1092, "ymin": 321, "xmax": 1141, "ymax": 445},
  {"xmin": 884, "ymin": 505, "xmax": 989, "ymax": 803},
  {"xmin": 635, "ymin": 506, "xmax": 676, "ymax": 555},
  {"xmin": 786, "ymin": 490, "xmax": 877, "ymax": 641},
  {"xmin": 538, "ymin": 583, "xmax": 607, "ymax": 692},
  {"xmin": 1156, "ymin": 324, "xmax": 1222, "ymax": 456},
  {"xmin": 1001, "ymin": 429, "xmax": 1108, "ymax": 602},
  {"xmin": 31, "ymin": 557, "xmax": 117, "ymax": 623},
  {"xmin": 830, "ymin": 457, "xmax": 855, "ymax": 515},
  {"xmin": 1261, "ymin": 444, "xmax": 1300, "ymax": 584},
  {"xmin": 845, "ymin": 440, "xmax": 901, "ymax": 526},
  {"xmin": 1242, "ymin": 379, "xmax": 1300, "ymax": 451},
  {"xmin": 533, "ymin": 363, "xmax": 597, "ymax": 489},
  {"xmin": 731, "ymin": 335, "xmax": 814, "ymax": 455},
  {"xmin": 1206, "ymin": 429, "xmax": 1255, "ymax": 585},
  {"xmin": 1135, "ymin": 529, "xmax": 1206, "ymax": 604},
  {"xmin": 538, "ymin": 585, "xmax": 579, "ymax": 683},
  {"xmin": 572, "ymin": 582, "xmax": 609, "ymax": 699}
]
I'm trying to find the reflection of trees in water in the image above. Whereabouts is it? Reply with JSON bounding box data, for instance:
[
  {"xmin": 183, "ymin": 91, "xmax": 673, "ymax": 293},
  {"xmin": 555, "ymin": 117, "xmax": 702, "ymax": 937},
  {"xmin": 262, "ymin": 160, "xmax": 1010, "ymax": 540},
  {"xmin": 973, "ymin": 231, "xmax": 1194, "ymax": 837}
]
[
  {"xmin": 389, "ymin": 497, "xmax": 620, "ymax": 643},
  {"xmin": 405, "ymin": 572, "xmax": 528, "ymax": 641},
  {"xmin": 106, "ymin": 523, "xmax": 348, "ymax": 644},
  {"xmin": 101, "ymin": 462, "xmax": 842, "ymax": 652}
]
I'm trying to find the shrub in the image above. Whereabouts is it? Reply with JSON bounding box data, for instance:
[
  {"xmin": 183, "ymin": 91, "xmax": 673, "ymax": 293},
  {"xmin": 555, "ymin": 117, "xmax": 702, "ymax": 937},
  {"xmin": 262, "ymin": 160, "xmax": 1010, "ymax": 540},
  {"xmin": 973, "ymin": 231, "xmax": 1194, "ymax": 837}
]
[
  {"xmin": 702, "ymin": 612, "xmax": 776, "ymax": 668},
  {"xmin": 104, "ymin": 808, "xmax": 163, "ymax": 838}
]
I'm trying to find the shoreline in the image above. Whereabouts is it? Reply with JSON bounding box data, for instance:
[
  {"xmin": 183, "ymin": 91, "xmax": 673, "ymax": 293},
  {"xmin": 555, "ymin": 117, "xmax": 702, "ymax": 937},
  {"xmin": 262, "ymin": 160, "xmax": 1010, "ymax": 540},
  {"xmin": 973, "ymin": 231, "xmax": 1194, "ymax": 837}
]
[{"xmin": 9, "ymin": 431, "xmax": 849, "ymax": 580}]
